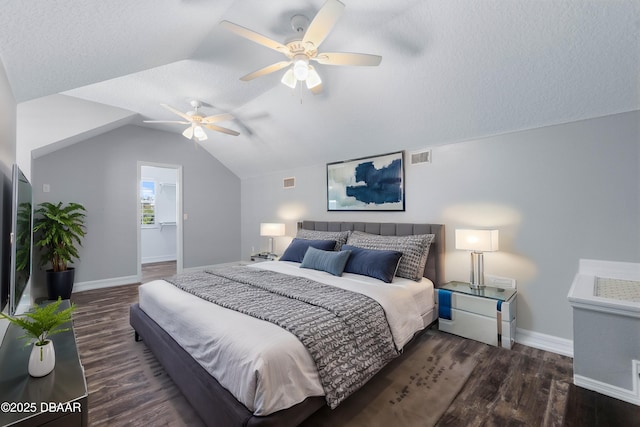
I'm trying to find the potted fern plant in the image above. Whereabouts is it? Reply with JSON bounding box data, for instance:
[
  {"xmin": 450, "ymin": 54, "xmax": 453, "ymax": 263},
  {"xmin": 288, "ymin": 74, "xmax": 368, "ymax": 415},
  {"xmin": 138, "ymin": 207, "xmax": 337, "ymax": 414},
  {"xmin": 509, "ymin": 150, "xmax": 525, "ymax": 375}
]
[
  {"xmin": 33, "ymin": 201, "xmax": 87, "ymax": 300},
  {"xmin": 0, "ymin": 298, "xmax": 75, "ymax": 377}
]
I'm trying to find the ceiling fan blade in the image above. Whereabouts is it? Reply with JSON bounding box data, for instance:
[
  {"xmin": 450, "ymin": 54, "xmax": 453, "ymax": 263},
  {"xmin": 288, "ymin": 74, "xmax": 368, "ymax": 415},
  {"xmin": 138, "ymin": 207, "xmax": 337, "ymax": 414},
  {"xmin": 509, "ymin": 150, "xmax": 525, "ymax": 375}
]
[
  {"xmin": 161, "ymin": 104, "xmax": 193, "ymax": 121},
  {"xmin": 240, "ymin": 60, "xmax": 292, "ymax": 81},
  {"xmin": 315, "ymin": 52, "xmax": 382, "ymax": 66},
  {"xmin": 310, "ymin": 83, "xmax": 323, "ymax": 95},
  {"xmin": 204, "ymin": 124, "xmax": 240, "ymax": 136},
  {"xmin": 220, "ymin": 20, "xmax": 289, "ymax": 54},
  {"xmin": 143, "ymin": 120, "xmax": 190, "ymax": 124},
  {"xmin": 201, "ymin": 113, "xmax": 234, "ymax": 124},
  {"xmin": 302, "ymin": 0, "xmax": 345, "ymax": 50}
]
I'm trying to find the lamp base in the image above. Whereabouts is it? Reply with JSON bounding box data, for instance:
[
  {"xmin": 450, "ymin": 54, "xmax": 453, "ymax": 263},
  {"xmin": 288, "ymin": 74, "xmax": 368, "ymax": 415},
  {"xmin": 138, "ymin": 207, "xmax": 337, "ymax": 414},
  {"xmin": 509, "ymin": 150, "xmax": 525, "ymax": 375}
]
[{"xmin": 469, "ymin": 251, "xmax": 485, "ymax": 289}]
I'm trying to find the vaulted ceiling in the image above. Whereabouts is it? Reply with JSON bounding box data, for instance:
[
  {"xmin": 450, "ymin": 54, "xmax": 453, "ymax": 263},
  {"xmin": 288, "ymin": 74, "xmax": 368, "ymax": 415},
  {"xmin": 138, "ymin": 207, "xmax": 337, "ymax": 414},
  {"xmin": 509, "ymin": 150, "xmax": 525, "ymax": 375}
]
[{"xmin": 1, "ymin": 0, "xmax": 638, "ymax": 178}]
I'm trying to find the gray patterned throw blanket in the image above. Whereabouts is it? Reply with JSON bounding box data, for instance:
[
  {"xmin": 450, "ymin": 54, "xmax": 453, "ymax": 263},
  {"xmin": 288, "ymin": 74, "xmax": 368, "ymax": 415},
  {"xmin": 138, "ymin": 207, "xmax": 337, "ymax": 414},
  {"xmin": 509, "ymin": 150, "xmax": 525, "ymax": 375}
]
[{"xmin": 165, "ymin": 265, "xmax": 398, "ymax": 408}]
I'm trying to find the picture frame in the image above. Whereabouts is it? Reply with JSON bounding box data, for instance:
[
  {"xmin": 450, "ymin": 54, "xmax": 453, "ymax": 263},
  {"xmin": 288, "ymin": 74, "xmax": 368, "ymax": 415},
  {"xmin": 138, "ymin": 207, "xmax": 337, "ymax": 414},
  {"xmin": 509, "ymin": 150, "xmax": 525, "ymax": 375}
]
[{"xmin": 326, "ymin": 151, "xmax": 405, "ymax": 211}]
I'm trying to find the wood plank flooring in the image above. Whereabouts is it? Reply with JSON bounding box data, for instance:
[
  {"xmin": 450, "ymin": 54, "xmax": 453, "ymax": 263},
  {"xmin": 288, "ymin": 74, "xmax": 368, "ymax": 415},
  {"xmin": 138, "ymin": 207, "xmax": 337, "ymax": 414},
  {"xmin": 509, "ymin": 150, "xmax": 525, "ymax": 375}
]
[
  {"xmin": 141, "ymin": 260, "xmax": 176, "ymax": 282},
  {"xmin": 70, "ymin": 262, "xmax": 640, "ymax": 426}
]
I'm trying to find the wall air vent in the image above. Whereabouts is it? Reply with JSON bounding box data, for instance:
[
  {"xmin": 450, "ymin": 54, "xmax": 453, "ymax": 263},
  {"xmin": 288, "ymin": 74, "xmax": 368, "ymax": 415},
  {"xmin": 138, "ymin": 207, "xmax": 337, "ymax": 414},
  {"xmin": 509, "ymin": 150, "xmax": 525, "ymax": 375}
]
[
  {"xmin": 410, "ymin": 149, "xmax": 432, "ymax": 165},
  {"xmin": 283, "ymin": 177, "xmax": 295, "ymax": 189}
]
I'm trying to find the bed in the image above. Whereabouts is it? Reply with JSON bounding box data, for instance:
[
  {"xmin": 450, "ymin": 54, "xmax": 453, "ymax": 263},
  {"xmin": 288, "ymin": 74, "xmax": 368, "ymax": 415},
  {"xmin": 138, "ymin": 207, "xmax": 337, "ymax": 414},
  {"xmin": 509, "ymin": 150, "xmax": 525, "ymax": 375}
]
[{"xmin": 130, "ymin": 221, "xmax": 444, "ymax": 426}]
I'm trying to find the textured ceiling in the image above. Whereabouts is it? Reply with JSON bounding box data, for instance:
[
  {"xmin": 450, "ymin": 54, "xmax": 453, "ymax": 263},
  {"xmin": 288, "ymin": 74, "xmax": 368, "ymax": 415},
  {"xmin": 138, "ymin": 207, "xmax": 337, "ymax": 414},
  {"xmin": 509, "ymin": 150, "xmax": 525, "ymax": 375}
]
[{"xmin": 1, "ymin": 0, "xmax": 638, "ymax": 178}]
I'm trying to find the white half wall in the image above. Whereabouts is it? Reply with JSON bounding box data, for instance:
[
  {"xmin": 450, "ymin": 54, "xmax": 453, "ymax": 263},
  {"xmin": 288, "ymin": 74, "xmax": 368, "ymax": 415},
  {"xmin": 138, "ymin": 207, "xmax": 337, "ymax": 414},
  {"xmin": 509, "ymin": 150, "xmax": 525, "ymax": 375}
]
[{"xmin": 240, "ymin": 111, "xmax": 640, "ymax": 344}]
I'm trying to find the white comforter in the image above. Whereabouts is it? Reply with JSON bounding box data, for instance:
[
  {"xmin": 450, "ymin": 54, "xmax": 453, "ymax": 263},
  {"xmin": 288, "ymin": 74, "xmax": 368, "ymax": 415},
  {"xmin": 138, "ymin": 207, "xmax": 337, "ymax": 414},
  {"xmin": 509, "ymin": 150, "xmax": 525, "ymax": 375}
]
[{"xmin": 138, "ymin": 261, "xmax": 433, "ymax": 415}]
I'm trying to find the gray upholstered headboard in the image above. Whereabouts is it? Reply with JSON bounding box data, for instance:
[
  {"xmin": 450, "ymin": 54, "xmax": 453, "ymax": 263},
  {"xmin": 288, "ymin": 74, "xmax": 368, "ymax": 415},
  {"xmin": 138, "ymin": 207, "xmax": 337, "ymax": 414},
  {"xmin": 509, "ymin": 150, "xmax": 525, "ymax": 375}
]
[{"xmin": 299, "ymin": 221, "xmax": 445, "ymax": 286}]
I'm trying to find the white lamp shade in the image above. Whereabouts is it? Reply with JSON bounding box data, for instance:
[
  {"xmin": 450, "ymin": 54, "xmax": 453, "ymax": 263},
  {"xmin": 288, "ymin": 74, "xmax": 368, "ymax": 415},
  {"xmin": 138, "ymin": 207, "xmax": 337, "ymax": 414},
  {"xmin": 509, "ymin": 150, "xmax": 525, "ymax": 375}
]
[
  {"xmin": 182, "ymin": 126, "xmax": 194, "ymax": 139},
  {"xmin": 260, "ymin": 223, "xmax": 285, "ymax": 237},
  {"xmin": 305, "ymin": 66, "xmax": 322, "ymax": 89},
  {"xmin": 193, "ymin": 125, "xmax": 207, "ymax": 141},
  {"xmin": 455, "ymin": 229, "xmax": 499, "ymax": 252},
  {"xmin": 281, "ymin": 68, "xmax": 297, "ymax": 89}
]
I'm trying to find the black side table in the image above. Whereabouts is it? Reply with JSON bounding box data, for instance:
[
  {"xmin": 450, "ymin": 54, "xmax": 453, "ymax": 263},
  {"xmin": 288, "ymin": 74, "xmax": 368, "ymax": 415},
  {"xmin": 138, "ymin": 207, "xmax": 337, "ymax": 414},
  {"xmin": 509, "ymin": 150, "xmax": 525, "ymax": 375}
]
[{"xmin": 0, "ymin": 300, "xmax": 88, "ymax": 426}]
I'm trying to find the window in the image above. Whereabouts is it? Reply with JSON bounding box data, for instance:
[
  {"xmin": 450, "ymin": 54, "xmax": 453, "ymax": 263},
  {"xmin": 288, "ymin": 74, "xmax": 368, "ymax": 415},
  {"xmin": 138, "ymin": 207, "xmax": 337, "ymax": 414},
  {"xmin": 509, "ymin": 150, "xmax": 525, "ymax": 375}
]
[{"xmin": 140, "ymin": 179, "xmax": 156, "ymax": 226}]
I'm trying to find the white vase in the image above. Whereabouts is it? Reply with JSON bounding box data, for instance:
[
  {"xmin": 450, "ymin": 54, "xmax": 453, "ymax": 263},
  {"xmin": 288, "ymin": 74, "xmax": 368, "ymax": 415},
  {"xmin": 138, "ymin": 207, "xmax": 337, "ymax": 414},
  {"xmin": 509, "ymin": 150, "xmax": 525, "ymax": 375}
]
[{"xmin": 28, "ymin": 340, "xmax": 55, "ymax": 377}]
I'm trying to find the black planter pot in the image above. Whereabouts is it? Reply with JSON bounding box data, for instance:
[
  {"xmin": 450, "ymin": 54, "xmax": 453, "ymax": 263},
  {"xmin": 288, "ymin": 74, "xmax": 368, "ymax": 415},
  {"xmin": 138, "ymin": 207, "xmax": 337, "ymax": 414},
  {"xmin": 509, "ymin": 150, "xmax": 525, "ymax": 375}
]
[{"xmin": 46, "ymin": 268, "xmax": 75, "ymax": 300}]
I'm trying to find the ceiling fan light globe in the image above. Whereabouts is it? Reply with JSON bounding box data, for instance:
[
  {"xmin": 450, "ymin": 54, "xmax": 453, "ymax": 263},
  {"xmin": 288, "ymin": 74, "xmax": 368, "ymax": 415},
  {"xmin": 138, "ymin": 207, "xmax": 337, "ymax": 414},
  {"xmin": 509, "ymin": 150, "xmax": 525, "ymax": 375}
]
[
  {"xmin": 182, "ymin": 126, "xmax": 194, "ymax": 140},
  {"xmin": 293, "ymin": 59, "xmax": 310, "ymax": 81},
  {"xmin": 306, "ymin": 66, "xmax": 322, "ymax": 89},
  {"xmin": 281, "ymin": 68, "xmax": 297, "ymax": 89},
  {"xmin": 193, "ymin": 126, "xmax": 207, "ymax": 140}
]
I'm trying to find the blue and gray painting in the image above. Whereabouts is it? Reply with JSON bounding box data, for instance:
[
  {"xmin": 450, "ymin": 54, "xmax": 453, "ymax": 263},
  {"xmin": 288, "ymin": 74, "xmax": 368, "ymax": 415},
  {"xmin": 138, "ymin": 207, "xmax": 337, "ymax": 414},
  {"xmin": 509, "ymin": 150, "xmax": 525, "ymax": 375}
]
[{"xmin": 346, "ymin": 159, "xmax": 403, "ymax": 204}]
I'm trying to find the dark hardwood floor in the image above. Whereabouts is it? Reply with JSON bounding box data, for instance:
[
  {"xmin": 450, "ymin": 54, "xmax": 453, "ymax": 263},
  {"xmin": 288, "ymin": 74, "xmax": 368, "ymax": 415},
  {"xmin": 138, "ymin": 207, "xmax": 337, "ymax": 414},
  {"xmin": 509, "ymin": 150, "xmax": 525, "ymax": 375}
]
[
  {"xmin": 141, "ymin": 260, "xmax": 176, "ymax": 282},
  {"xmin": 563, "ymin": 386, "xmax": 639, "ymax": 427},
  {"xmin": 70, "ymin": 262, "xmax": 640, "ymax": 426}
]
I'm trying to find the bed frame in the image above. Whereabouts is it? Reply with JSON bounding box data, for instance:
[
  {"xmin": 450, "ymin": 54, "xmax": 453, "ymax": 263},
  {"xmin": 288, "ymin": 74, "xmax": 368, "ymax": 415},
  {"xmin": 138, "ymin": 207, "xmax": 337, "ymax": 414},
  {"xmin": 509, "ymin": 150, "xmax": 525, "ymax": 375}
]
[{"xmin": 130, "ymin": 221, "xmax": 444, "ymax": 427}]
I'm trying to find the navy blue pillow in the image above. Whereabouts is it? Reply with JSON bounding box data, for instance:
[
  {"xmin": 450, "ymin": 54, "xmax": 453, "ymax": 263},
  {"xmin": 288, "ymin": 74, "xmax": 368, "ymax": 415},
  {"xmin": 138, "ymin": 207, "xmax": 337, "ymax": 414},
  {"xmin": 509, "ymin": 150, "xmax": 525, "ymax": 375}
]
[
  {"xmin": 280, "ymin": 238, "xmax": 337, "ymax": 263},
  {"xmin": 342, "ymin": 245, "xmax": 403, "ymax": 283},
  {"xmin": 300, "ymin": 246, "xmax": 352, "ymax": 276}
]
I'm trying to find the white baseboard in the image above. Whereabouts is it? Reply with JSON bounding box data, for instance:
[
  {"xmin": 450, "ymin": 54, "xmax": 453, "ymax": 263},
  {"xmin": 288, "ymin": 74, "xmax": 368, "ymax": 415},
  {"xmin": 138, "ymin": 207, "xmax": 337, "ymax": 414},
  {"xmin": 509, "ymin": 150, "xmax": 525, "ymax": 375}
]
[
  {"xmin": 142, "ymin": 255, "xmax": 177, "ymax": 264},
  {"xmin": 516, "ymin": 327, "xmax": 574, "ymax": 357},
  {"xmin": 73, "ymin": 274, "xmax": 141, "ymax": 293},
  {"xmin": 73, "ymin": 263, "xmax": 235, "ymax": 292},
  {"xmin": 574, "ymin": 360, "xmax": 640, "ymax": 406}
]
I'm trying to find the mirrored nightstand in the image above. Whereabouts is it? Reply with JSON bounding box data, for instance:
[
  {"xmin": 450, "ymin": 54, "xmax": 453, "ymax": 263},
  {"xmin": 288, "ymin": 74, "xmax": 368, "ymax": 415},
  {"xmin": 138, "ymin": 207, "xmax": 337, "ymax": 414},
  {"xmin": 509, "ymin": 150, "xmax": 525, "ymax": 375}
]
[
  {"xmin": 436, "ymin": 281, "xmax": 517, "ymax": 349},
  {"xmin": 250, "ymin": 253, "xmax": 279, "ymax": 262}
]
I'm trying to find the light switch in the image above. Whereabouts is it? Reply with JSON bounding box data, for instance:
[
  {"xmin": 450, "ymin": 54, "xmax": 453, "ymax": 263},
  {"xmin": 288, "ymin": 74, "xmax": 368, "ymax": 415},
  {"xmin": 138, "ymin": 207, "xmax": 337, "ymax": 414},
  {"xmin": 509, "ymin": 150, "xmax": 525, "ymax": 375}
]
[{"xmin": 43, "ymin": 184, "xmax": 50, "ymax": 193}]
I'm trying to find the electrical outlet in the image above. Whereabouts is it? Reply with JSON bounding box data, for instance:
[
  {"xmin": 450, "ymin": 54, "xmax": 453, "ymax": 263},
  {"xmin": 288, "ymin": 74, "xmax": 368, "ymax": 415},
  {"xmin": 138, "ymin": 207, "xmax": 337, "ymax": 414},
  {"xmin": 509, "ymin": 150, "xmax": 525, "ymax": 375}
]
[{"xmin": 485, "ymin": 274, "xmax": 517, "ymax": 289}]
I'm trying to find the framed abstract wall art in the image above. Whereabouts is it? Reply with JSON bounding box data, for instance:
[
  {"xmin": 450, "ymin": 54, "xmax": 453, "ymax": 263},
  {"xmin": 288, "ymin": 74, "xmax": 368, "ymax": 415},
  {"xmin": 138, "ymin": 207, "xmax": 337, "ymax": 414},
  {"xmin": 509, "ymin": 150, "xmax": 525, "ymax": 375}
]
[{"xmin": 326, "ymin": 151, "xmax": 405, "ymax": 211}]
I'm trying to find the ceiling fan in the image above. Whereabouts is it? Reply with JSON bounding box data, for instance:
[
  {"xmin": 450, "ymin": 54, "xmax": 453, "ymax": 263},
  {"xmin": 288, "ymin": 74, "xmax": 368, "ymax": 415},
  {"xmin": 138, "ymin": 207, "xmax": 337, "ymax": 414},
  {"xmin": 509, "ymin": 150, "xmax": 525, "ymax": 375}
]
[
  {"xmin": 220, "ymin": 0, "xmax": 381, "ymax": 93},
  {"xmin": 143, "ymin": 101, "xmax": 240, "ymax": 142}
]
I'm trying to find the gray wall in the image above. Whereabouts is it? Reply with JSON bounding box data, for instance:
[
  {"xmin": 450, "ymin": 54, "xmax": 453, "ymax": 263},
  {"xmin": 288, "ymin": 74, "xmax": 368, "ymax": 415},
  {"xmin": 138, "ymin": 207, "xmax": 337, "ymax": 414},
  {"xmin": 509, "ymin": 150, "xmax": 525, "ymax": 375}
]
[
  {"xmin": 31, "ymin": 125, "xmax": 241, "ymax": 300},
  {"xmin": 0, "ymin": 59, "xmax": 17, "ymax": 341},
  {"xmin": 241, "ymin": 111, "xmax": 640, "ymax": 342}
]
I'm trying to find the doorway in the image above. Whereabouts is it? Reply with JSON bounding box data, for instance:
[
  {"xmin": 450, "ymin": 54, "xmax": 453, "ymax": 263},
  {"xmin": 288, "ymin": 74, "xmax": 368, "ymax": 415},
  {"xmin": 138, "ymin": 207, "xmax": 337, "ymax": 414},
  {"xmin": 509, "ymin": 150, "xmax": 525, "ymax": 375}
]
[{"xmin": 137, "ymin": 162, "xmax": 183, "ymax": 281}]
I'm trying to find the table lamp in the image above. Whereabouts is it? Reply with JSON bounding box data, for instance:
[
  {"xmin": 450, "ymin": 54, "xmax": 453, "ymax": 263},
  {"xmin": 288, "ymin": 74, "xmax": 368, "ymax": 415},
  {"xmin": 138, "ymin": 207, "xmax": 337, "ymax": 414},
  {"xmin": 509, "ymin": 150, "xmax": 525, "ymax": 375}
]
[
  {"xmin": 455, "ymin": 229, "xmax": 499, "ymax": 289},
  {"xmin": 260, "ymin": 223, "xmax": 285, "ymax": 256}
]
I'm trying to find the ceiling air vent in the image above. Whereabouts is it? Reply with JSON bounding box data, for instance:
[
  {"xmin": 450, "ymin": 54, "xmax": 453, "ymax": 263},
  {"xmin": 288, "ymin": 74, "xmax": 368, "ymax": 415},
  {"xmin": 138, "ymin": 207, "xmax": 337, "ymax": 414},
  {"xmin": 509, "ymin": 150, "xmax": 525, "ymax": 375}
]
[
  {"xmin": 283, "ymin": 177, "xmax": 295, "ymax": 189},
  {"xmin": 410, "ymin": 149, "xmax": 432, "ymax": 165}
]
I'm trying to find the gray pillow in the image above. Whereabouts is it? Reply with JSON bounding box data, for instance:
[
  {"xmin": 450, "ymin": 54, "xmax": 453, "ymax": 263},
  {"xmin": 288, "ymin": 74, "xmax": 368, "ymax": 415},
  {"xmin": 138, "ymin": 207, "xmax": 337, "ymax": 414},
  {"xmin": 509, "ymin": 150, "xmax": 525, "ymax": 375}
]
[
  {"xmin": 346, "ymin": 231, "xmax": 435, "ymax": 281},
  {"xmin": 296, "ymin": 229, "xmax": 351, "ymax": 251},
  {"xmin": 300, "ymin": 246, "xmax": 352, "ymax": 276}
]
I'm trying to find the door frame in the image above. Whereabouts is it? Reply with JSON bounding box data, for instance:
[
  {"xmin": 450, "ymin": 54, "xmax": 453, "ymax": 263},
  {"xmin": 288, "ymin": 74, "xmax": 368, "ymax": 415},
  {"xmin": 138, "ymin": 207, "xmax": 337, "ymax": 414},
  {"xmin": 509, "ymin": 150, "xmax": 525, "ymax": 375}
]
[{"xmin": 137, "ymin": 161, "xmax": 183, "ymax": 279}]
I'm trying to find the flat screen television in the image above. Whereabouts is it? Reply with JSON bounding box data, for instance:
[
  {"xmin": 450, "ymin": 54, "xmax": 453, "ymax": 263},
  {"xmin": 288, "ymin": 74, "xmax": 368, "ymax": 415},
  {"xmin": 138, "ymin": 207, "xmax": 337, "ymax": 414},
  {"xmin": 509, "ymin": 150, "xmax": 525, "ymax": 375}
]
[{"xmin": 5, "ymin": 164, "xmax": 32, "ymax": 315}]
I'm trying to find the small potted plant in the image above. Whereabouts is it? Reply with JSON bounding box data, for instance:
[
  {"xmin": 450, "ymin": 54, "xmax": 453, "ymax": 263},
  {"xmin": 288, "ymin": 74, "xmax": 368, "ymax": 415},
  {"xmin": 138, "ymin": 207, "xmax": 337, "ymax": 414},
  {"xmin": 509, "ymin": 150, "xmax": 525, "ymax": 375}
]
[
  {"xmin": 0, "ymin": 298, "xmax": 75, "ymax": 377},
  {"xmin": 33, "ymin": 201, "xmax": 87, "ymax": 300}
]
